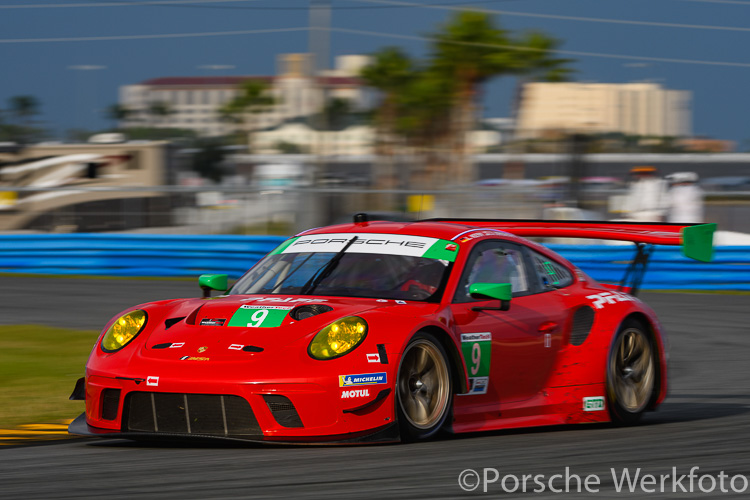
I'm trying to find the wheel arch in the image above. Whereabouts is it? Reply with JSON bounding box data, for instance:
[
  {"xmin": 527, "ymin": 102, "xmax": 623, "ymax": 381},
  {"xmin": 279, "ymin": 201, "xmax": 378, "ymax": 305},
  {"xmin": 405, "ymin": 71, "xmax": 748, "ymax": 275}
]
[{"xmin": 414, "ymin": 325, "xmax": 469, "ymax": 395}]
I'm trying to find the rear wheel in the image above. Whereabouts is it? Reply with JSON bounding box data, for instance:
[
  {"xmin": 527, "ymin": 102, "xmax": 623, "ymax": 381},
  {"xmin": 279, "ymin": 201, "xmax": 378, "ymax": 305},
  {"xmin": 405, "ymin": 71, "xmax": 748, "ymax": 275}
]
[
  {"xmin": 606, "ymin": 319, "xmax": 656, "ymax": 425},
  {"xmin": 396, "ymin": 332, "xmax": 452, "ymax": 441}
]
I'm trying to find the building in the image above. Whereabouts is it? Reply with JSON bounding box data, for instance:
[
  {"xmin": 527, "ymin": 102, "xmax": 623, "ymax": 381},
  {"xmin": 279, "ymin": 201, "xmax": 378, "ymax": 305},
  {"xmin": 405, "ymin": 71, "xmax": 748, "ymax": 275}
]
[
  {"xmin": 516, "ymin": 82, "xmax": 691, "ymax": 139},
  {"xmin": 118, "ymin": 54, "xmax": 372, "ymax": 137},
  {"xmin": 0, "ymin": 140, "xmax": 171, "ymax": 231}
]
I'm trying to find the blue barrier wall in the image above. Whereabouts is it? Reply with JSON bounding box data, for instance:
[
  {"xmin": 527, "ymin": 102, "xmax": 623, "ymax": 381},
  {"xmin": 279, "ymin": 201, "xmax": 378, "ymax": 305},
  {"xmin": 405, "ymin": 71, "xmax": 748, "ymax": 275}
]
[
  {"xmin": 0, "ymin": 234, "xmax": 747, "ymax": 290},
  {"xmin": 0, "ymin": 234, "xmax": 286, "ymax": 278}
]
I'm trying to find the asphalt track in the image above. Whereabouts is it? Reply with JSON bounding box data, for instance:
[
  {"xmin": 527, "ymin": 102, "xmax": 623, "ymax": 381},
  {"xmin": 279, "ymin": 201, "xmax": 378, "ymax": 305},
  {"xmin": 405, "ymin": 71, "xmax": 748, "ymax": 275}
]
[{"xmin": 1, "ymin": 276, "xmax": 749, "ymax": 499}]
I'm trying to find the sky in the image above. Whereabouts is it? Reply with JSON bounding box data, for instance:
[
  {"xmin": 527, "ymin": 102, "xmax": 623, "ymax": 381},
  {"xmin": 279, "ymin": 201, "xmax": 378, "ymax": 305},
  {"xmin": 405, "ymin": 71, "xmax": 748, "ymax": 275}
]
[{"xmin": 1, "ymin": 0, "xmax": 749, "ymax": 146}]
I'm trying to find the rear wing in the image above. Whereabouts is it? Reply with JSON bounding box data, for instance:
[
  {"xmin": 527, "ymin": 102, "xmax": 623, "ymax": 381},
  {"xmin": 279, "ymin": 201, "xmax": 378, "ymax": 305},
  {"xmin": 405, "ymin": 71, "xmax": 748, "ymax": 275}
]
[{"xmin": 425, "ymin": 219, "xmax": 717, "ymax": 295}]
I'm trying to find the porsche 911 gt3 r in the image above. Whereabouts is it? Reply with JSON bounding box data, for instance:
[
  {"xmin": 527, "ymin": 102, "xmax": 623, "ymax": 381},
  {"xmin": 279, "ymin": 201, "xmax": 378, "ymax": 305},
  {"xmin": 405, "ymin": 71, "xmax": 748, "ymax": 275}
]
[{"xmin": 69, "ymin": 217, "xmax": 715, "ymax": 443}]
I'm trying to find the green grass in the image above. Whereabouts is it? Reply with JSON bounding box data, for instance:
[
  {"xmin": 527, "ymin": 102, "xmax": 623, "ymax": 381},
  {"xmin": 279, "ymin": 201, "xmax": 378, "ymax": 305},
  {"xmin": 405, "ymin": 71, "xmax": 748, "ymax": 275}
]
[{"xmin": 0, "ymin": 325, "xmax": 98, "ymax": 428}]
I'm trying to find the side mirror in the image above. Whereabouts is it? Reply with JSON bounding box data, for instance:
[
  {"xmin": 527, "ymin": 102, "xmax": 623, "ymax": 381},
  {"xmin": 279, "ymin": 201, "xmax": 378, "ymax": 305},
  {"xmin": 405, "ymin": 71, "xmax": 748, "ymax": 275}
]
[
  {"xmin": 470, "ymin": 282, "xmax": 512, "ymax": 311},
  {"xmin": 199, "ymin": 274, "xmax": 228, "ymax": 298}
]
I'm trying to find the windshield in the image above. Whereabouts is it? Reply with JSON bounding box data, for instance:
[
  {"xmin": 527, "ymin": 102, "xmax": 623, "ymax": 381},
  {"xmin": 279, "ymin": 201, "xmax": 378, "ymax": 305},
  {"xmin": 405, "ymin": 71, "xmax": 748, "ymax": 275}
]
[{"xmin": 230, "ymin": 251, "xmax": 452, "ymax": 301}]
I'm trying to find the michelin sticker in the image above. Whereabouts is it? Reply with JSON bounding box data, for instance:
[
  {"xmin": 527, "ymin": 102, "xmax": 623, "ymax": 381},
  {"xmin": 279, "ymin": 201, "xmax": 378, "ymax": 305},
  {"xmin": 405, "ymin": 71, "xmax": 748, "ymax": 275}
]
[
  {"xmin": 339, "ymin": 372, "xmax": 387, "ymax": 387},
  {"xmin": 460, "ymin": 333, "xmax": 492, "ymax": 395},
  {"xmin": 228, "ymin": 305, "xmax": 293, "ymax": 328}
]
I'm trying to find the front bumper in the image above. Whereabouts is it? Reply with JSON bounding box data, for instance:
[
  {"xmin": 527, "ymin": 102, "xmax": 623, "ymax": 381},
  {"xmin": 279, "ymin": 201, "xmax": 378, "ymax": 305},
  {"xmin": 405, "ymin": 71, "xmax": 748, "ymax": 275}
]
[{"xmin": 69, "ymin": 373, "xmax": 398, "ymax": 444}]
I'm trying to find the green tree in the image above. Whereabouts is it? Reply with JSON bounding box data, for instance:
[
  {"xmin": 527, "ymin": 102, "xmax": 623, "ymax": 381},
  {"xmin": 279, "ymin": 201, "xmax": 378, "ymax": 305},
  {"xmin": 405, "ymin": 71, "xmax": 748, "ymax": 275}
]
[
  {"xmin": 430, "ymin": 11, "xmax": 575, "ymax": 182},
  {"xmin": 4, "ymin": 95, "xmax": 44, "ymax": 143},
  {"xmin": 360, "ymin": 47, "xmax": 417, "ymax": 190},
  {"xmin": 219, "ymin": 80, "xmax": 276, "ymax": 152},
  {"xmin": 8, "ymin": 95, "xmax": 40, "ymax": 127},
  {"xmin": 105, "ymin": 104, "xmax": 135, "ymax": 129},
  {"xmin": 148, "ymin": 101, "xmax": 173, "ymax": 127}
]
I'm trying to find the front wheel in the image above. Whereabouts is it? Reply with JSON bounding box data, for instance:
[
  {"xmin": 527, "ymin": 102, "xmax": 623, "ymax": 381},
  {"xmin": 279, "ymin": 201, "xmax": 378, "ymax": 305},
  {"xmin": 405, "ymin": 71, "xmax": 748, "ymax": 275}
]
[
  {"xmin": 396, "ymin": 332, "xmax": 452, "ymax": 442},
  {"xmin": 606, "ymin": 319, "xmax": 656, "ymax": 425}
]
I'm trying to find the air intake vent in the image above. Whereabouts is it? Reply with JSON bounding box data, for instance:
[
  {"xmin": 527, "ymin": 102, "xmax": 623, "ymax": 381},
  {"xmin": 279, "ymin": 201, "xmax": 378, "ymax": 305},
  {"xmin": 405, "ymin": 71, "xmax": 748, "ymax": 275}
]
[
  {"xmin": 101, "ymin": 389, "xmax": 121, "ymax": 421},
  {"xmin": 290, "ymin": 304, "xmax": 333, "ymax": 320},
  {"xmin": 125, "ymin": 392, "xmax": 261, "ymax": 437},
  {"xmin": 262, "ymin": 395, "xmax": 303, "ymax": 428},
  {"xmin": 164, "ymin": 317, "xmax": 186, "ymax": 329},
  {"xmin": 570, "ymin": 306, "xmax": 595, "ymax": 346}
]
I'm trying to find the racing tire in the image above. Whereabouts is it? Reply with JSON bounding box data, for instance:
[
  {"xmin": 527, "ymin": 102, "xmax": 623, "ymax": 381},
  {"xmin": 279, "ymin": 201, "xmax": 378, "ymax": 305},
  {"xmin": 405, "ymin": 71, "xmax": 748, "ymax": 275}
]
[
  {"xmin": 606, "ymin": 319, "xmax": 656, "ymax": 425},
  {"xmin": 396, "ymin": 332, "xmax": 453, "ymax": 442}
]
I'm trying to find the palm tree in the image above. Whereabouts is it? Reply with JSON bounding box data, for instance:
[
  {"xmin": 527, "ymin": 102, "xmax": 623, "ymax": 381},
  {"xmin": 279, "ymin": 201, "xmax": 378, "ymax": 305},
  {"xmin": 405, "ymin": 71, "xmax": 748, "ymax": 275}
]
[
  {"xmin": 508, "ymin": 31, "xmax": 575, "ymax": 143},
  {"xmin": 8, "ymin": 95, "xmax": 40, "ymax": 128},
  {"xmin": 360, "ymin": 47, "xmax": 416, "ymax": 190},
  {"xmin": 219, "ymin": 80, "xmax": 276, "ymax": 152},
  {"xmin": 106, "ymin": 103, "xmax": 134, "ymax": 129},
  {"xmin": 431, "ymin": 11, "xmax": 575, "ymax": 183},
  {"xmin": 148, "ymin": 101, "xmax": 173, "ymax": 127}
]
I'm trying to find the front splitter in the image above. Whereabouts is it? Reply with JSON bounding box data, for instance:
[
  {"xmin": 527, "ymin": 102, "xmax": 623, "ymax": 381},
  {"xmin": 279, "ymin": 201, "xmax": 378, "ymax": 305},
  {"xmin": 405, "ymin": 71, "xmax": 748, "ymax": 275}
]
[{"xmin": 68, "ymin": 413, "xmax": 400, "ymax": 445}]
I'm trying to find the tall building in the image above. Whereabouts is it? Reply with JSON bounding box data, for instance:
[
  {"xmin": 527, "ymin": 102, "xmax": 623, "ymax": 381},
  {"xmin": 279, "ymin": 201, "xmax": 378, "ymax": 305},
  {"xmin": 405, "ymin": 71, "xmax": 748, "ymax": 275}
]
[
  {"xmin": 118, "ymin": 54, "xmax": 371, "ymax": 137},
  {"xmin": 516, "ymin": 82, "xmax": 691, "ymax": 139}
]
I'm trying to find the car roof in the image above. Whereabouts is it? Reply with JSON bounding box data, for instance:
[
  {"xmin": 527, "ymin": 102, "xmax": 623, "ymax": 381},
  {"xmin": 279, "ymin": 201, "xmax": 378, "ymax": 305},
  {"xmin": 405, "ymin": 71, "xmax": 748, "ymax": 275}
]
[{"xmin": 298, "ymin": 219, "xmax": 525, "ymax": 244}]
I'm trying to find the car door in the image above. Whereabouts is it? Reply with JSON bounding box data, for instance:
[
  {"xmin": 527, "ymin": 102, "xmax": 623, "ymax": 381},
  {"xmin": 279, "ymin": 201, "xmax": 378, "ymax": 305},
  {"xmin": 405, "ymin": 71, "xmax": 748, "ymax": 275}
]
[{"xmin": 450, "ymin": 239, "xmax": 567, "ymax": 406}]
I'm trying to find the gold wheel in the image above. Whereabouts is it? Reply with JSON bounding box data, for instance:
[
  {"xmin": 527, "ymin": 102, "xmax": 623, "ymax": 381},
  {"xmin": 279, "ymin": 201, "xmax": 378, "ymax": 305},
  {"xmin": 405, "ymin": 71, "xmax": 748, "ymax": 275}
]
[
  {"xmin": 397, "ymin": 337, "xmax": 451, "ymax": 434},
  {"xmin": 608, "ymin": 324, "xmax": 655, "ymax": 420}
]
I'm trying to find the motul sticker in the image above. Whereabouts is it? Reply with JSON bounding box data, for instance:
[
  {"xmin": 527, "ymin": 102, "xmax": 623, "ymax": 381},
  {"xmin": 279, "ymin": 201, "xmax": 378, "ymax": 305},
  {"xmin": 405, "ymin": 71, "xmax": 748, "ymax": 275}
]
[
  {"xmin": 341, "ymin": 389, "xmax": 370, "ymax": 399},
  {"xmin": 460, "ymin": 332, "xmax": 492, "ymax": 395},
  {"xmin": 583, "ymin": 396, "xmax": 606, "ymax": 411}
]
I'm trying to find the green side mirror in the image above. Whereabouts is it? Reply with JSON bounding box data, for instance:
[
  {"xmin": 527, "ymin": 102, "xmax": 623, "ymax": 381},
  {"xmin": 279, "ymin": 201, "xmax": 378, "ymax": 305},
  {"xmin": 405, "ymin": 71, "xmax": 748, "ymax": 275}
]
[
  {"xmin": 470, "ymin": 283, "xmax": 512, "ymax": 311},
  {"xmin": 199, "ymin": 274, "xmax": 228, "ymax": 298}
]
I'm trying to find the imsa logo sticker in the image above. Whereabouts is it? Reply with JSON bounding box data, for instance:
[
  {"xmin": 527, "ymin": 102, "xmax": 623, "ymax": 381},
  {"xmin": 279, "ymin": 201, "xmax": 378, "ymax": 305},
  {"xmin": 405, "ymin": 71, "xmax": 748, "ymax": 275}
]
[
  {"xmin": 339, "ymin": 372, "xmax": 387, "ymax": 387},
  {"xmin": 583, "ymin": 396, "xmax": 606, "ymax": 411}
]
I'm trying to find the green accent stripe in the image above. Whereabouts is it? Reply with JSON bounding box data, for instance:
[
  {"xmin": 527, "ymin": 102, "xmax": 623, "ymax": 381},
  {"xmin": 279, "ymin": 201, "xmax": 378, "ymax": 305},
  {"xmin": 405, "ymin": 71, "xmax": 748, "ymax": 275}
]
[
  {"xmin": 423, "ymin": 239, "xmax": 459, "ymax": 262},
  {"xmin": 270, "ymin": 237, "xmax": 298, "ymax": 255},
  {"xmin": 681, "ymin": 223, "xmax": 716, "ymax": 262}
]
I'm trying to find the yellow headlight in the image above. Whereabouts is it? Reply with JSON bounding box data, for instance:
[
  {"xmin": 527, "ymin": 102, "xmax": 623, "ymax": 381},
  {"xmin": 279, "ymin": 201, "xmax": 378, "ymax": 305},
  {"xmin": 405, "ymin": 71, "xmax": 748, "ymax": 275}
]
[
  {"xmin": 308, "ymin": 316, "xmax": 368, "ymax": 360},
  {"xmin": 101, "ymin": 310, "xmax": 148, "ymax": 352}
]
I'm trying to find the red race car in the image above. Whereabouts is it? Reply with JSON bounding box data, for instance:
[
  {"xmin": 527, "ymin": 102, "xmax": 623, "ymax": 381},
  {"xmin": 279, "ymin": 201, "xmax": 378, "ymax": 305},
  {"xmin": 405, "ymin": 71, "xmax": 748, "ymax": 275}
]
[{"xmin": 69, "ymin": 217, "xmax": 715, "ymax": 443}]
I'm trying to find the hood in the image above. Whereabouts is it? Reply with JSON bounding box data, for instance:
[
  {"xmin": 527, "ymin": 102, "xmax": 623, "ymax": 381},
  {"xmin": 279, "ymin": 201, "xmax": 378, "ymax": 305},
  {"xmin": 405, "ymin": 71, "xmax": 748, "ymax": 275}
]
[{"xmin": 136, "ymin": 294, "xmax": 428, "ymax": 362}]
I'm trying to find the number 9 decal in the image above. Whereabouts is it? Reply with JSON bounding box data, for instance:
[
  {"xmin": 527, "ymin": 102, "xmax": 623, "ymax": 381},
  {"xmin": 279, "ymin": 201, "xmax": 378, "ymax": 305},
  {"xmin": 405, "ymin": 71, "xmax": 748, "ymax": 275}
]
[
  {"xmin": 470, "ymin": 343, "xmax": 481, "ymax": 375},
  {"xmin": 247, "ymin": 309, "xmax": 269, "ymax": 327}
]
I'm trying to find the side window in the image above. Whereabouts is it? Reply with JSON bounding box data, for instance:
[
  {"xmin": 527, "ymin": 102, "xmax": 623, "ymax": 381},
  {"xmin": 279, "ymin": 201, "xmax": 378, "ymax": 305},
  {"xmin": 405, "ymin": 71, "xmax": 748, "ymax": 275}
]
[
  {"xmin": 454, "ymin": 240, "xmax": 529, "ymax": 303},
  {"xmin": 529, "ymin": 250, "xmax": 574, "ymax": 290}
]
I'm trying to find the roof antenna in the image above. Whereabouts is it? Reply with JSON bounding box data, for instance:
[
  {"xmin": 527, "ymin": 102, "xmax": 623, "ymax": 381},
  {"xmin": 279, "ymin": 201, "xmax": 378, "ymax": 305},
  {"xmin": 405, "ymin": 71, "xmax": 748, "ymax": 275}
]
[{"xmin": 353, "ymin": 213, "xmax": 369, "ymax": 224}]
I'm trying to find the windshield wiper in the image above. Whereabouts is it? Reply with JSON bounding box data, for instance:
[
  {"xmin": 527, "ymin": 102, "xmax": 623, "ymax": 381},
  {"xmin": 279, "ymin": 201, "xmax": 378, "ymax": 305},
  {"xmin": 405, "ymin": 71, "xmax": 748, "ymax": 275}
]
[
  {"xmin": 299, "ymin": 236, "xmax": 358, "ymax": 295},
  {"xmin": 268, "ymin": 253, "xmax": 314, "ymax": 294}
]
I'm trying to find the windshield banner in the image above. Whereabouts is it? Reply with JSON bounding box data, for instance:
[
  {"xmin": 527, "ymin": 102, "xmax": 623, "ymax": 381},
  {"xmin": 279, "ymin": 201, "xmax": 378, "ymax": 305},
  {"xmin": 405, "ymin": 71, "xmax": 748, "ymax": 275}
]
[{"xmin": 272, "ymin": 233, "xmax": 459, "ymax": 262}]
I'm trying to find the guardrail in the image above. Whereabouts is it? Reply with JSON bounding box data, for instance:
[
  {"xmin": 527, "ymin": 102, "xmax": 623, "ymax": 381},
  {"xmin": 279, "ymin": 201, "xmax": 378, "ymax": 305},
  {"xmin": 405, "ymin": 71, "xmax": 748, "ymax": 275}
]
[
  {"xmin": 548, "ymin": 245, "xmax": 750, "ymax": 291},
  {"xmin": 0, "ymin": 234, "xmax": 747, "ymax": 290}
]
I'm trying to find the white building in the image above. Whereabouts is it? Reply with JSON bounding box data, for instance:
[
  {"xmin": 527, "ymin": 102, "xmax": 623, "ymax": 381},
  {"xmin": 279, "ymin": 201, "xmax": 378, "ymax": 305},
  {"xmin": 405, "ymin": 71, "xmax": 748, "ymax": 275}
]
[
  {"xmin": 118, "ymin": 54, "xmax": 372, "ymax": 137},
  {"xmin": 516, "ymin": 82, "xmax": 691, "ymax": 139},
  {"xmin": 254, "ymin": 123, "xmax": 501, "ymax": 156}
]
